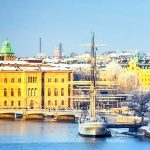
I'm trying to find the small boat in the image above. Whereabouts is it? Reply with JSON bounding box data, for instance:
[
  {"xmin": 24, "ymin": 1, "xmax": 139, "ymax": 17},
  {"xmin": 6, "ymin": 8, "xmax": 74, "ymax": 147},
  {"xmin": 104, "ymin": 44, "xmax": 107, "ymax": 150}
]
[{"xmin": 78, "ymin": 33, "xmax": 109, "ymax": 137}]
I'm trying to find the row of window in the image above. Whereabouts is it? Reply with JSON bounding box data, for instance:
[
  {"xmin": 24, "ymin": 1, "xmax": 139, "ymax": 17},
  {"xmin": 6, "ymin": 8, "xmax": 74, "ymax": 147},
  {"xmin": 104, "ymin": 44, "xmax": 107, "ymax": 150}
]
[
  {"xmin": 28, "ymin": 76, "xmax": 37, "ymax": 83},
  {"xmin": 2, "ymin": 77, "xmax": 66, "ymax": 83},
  {"xmin": 4, "ymin": 78, "xmax": 21, "ymax": 83},
  {"xmin": 2, "ymin": 88, "xmax": 65, "ymax": 97},
  {"xmin": 4, "ymin": 100, "xmax": 21, "ymax": 106},
  {"xmin": 47, "ymin": 100, "xmax": 64, "ymax": 106},
  {"xmin": 4, "ymin": 88, "xmax": 21, "ymax": 97},
  {"xmin": 48, "ymin": 88, "xmax": 64, "ymax": 96},
  {"xmin": 2, "ymin": 100, "xmax": 64, "ymax": 107},
  {"xmin": 28, "ymin": 88, "xmax": 37, "ymax": 96},
  {"xmin": 48, "ymin": 78, "xmax": 65, "ymax": 83}
]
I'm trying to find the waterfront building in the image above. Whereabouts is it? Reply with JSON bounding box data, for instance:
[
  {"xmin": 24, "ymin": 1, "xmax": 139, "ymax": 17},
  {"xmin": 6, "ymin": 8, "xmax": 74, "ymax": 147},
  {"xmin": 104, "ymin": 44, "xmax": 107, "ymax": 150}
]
[
  {"xmin": 44, "ymin": 69, "xmax": 73, "ymax": 109},
  {"xmin": 0, "ymin": 64, "xmax": 73, "ymax": 109}
]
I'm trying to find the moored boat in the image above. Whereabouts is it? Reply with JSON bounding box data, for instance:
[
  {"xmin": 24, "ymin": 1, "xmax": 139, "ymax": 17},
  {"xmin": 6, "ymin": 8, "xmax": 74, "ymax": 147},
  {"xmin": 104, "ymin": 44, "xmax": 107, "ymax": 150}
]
[{"xmin": 78, "ymin": 33, "xmax": 109, "ymax": 137}]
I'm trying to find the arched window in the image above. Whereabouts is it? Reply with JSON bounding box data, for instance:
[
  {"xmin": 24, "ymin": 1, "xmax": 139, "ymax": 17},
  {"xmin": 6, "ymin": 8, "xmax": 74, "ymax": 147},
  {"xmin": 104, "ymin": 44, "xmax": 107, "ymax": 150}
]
[
  {"xmin": 11, "ymin": 88, "xmax": 14, "ymax": 96},
  {"xmin": 4, "ymin": 101, "xmax": 7, "ymax": 106},
  {"xmin": 30, "ymin": 100, "xmax": 34, "ymax": 109},
  {"xmin": 33, "ymin": 77, "xmax": 35, "ymax": 83},
  {"xmin": 4, "ymin": 78, "xmax": 7, "ymax": 83},
  {"xmin": 55, "ymin": 100, "xmax": 57, "ymax": 106},
  {"xmin": 34, "ymin": 88, "xmax": 37, "ymax": 96},
  {"xmin": 61, "ymin": 88, "xmax": 64, "ymax": 96},
  {"xmin": 35, "ymin": 77, "xmax": 37, "ymax": 83},
  {"xmin": 18, "ymin": 101, "xmax": 21, "ymax": 106},
  {"xmin": 28, "ymin": 76, "xmax": 30, "ymax": 83},
  {"xmin": 11, "ymin": 101, "xmax": 14, "ymax": 106},
  {"xmin": 55, "ymin": 78, "xmax": 58, "ymax": 83},
  {"xmin": 48, "ymin": 88, "xmax": 51, "ymax": 96},
  {"xmin": 61, "ymin": 78, "xmax": 64, "ymax": 82},
  {"xmin": 54, "ymin": 88, "xmax": 58, "ymax": 96},
  {"xmin": 18, "ymin": 88, "xmax": 21, "ymax": 96},
  {"xmin": 48, "ymin": 78, "xmax": 51, "ymax": 82},
  {"xmin": 28, "ymin": 88, "xmax": 31, "ymax": 96},
  {"xmin": 61, "ymin": 100, "xmax": 64, "ymax": 106},
  {"xmin": 4, "ymin": 88, "xmax": 7, "ymax": 97},
  {"xmin": 48, "ymin": 100, "xmax": 51, "ymax": 106},
  {"xmin": 31, "ymin": 77, "xmax": 33, "ymax": 83},
  {"xmin": 31, "ymin": 88, "xmax": 34, "ymax": 96}
]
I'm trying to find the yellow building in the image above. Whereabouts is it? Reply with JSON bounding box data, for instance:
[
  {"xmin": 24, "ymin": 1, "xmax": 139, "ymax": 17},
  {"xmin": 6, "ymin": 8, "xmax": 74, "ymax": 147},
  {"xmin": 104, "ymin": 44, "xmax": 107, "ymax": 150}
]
[
  {"xmin": 126, "ymin": 59, "xmax": 150, "ymax": 92},
  {"xmin": 99, "ymin": 59, "xmax": 150, "ymax": 93},
  {"xmin": 44, "ymin": 70, "xmax": 73, "ymax": 109},
  {"xmin": 0, "ymin": 66, "xmax": 73, "ymax": 109}
]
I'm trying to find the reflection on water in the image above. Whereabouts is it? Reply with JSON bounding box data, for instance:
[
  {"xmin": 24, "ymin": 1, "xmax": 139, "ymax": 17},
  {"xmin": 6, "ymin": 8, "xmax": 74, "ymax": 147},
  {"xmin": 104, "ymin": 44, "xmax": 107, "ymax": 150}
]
[{"xmin": 0, "ymin": 120, "xmax": 149, "ymax": 150}]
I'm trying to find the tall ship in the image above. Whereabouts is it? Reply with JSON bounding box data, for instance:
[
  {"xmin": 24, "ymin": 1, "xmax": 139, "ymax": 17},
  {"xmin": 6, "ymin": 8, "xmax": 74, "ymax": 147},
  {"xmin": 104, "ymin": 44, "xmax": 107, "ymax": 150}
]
[{"xmin": 78, "ymin": 33, "xmax": 109, "ymax": 137}]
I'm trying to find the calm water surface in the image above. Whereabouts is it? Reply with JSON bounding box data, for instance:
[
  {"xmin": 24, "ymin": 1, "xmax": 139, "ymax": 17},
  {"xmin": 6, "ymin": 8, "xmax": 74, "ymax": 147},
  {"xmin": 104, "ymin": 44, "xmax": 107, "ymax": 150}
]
[{"xmin": 0, "ymin": 120, "xmax": 149, "ymax": 150}]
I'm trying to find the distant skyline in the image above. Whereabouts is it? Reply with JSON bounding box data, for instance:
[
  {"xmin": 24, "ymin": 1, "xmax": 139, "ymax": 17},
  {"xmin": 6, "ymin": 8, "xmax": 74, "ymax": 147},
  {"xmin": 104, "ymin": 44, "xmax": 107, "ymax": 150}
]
[{"xmin": 0, "ymin": 0, "xmax": 150, "ymax": 57}]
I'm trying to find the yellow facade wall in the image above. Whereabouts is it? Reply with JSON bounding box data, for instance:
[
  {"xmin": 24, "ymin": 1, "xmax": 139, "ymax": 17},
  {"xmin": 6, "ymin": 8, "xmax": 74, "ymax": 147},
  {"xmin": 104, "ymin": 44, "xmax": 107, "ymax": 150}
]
[
  {"xmin": 0, "ymin": 70, "xmax": 73, "ymax": 109},
  {"xmin": 44, "ymin": 71, "xmax": 73, "ymax": 109},
  {"xmin": 126, "ymin": 60, "xmax": 150, "ymax": 92}
]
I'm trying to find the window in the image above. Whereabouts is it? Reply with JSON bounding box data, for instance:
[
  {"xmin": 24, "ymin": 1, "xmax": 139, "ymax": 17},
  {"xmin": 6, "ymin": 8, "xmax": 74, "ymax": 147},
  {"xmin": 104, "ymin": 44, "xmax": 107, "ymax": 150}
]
[
  {"xmin": 34, "ymin": 88, "xmax": 37, "ymax": 96},
  {"xmin": 54, "ymin": 88, "xmax": 58, "ymax": 96},
  {"xmin": 48, "ymin": 88, "xmax": 51, "ymax": 96},
  {"xmin": 61, "ymin": 88, "xmax": 64, "ymax": 96},
  {"xmin": 55, "ymin": 100, "xmax": 57, "ymax": 106},
  {"xmin": 4, "ymin": 88, "xmax": 7, "ymax": 97},
  {"xmin": 33, "ymin": 77, "xmax": 35, "ymax": 83},
  {"xmin": 31, "ymin": 77, "xmax": 33, "ymax": 83},
  {"xmin": 18, "ymin": 88, "xmax": 21, "ymax": 96},
  {"xmin": 30, "ymin": 100, "xmax": 34, "ymax": 109},
  {"xmin": 61, "ymin": 100, "xmax": 64, "ymax": 106},
  {"xmin": 28, "ymin": 88, "xmax": 31, "ymax": 96},
  {"xmin": 11, "ymin": 78, "xmax": 14, "ymax": 83},
  {"xmin": 61, "ymin": 78, "xmax": 64, "ymax": 82},
  {"xmin": 55, "ymin": 78, "xmax": 58, "ymax": 83},
  {"xmin": 18, "ymin": 78, "xmax": 21, "ymax": 83},
  {"xmin": 48, "ymin": 78, "xmax": 51, "ymax": 82},
  {"xmin": 4, "ymin": 78, "xmax": 7, "ymax": 83},
  {"xmin": 35, "ymin": 77, "xmax": 37, "ymax": 83},
  {"xmin": 18, "ymin": 101, "xmax": 21, "ymax": 106},
  {"xmin": 31, "ymin": 88, "xmax": 34, "ymax": 96},
  {"xmin": 48, "ymin": 100, "xmax": 51, "ymax": 106},
  {"xmin": 28, "ymin": 77, "xmax": 30, "ymax": 83},
  {"xmin": 11, "ymin": 88, "xmax": 14, "ymax": 96},
  {"xmin": 11, "ymin": 101, "xmax": 14, "ymax": 106},
  {"xmin": 4, "ymin": 101, "xmax": 7, "ymax": 106}
]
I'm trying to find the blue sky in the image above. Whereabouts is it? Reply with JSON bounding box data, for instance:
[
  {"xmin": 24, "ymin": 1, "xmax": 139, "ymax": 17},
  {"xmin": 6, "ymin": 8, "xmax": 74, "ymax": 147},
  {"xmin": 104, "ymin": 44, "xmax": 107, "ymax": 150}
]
[{"xmin": 0, "ymin": 0, "xmax": 150, "ymax": 57}]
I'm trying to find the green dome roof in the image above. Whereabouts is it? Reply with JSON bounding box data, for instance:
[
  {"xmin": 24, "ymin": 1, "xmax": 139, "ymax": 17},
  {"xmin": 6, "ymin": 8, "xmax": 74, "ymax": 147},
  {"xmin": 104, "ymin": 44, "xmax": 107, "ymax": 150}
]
[{"xmin": 0, "ymin": 41, "xmax": 14, "ymax": 55}]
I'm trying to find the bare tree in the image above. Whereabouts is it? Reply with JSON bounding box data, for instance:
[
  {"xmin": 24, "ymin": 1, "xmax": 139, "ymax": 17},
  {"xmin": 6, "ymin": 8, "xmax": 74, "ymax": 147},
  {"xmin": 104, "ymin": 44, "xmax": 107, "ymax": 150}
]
[
  {"xmin": 128, "ymin": 92, "xmax": 150, "ymax": 123},
  {"xmin": 118, "ymin": 72, "xmax": 140, "ymax": 94}
]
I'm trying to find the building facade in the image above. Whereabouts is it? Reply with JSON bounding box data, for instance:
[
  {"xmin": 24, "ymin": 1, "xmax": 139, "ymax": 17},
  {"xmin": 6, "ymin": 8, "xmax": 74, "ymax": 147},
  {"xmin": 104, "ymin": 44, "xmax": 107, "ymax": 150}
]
[{"xmin": 0, "ymin": 66, "xmax": 73, "ymax": 109}]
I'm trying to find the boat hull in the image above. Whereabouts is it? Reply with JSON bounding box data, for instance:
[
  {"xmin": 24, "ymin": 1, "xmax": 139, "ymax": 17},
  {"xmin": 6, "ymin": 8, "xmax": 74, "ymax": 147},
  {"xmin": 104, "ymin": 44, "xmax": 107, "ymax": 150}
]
[{"xmin": 78, "ymin": 122, "xmax": 108, "ymax": 137}]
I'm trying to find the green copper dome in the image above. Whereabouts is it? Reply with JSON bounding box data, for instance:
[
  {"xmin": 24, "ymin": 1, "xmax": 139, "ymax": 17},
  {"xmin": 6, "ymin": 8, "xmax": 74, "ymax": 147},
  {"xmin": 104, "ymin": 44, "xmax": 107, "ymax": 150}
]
[{"xmin": 0, "ymin": 41, "xmax": 14, "ymax": 55}]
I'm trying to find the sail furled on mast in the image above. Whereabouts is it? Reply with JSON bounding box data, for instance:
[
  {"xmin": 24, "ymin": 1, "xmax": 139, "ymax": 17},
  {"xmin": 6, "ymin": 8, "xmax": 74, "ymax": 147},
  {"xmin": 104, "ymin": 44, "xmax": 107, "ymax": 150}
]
[{"xmin": 90, "ymin": 32, "xmax": 96, "ymax": 118}]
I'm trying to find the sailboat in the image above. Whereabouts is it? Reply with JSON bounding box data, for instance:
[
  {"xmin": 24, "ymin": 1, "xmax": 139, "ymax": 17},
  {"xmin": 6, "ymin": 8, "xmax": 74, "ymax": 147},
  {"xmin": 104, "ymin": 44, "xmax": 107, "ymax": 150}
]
[{"xmin": 78, "ymin": 33, "xmax": 109, "ymax": 137}]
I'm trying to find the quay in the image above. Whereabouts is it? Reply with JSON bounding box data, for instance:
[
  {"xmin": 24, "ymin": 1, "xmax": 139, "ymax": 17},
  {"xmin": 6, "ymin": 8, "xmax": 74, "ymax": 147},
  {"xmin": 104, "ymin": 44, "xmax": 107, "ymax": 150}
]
[
  {"xmin": 0, "ymin": 109, "xmax": 145, "ymax": 132},
  {"xmin": 0, "ymin": 109, "xmax": 81, "ymax": 120}
]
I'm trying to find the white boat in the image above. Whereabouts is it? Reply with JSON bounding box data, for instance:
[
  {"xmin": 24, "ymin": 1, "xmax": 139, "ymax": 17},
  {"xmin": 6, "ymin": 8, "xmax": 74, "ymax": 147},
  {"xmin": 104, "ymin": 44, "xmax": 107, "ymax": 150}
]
[
  {"xmin": 78, "ymin": 116, "xmax": 108, "ymax": 137},
  {"xmin": 78, "ymin": 33, "xmax": 109, "ymax": 137}
]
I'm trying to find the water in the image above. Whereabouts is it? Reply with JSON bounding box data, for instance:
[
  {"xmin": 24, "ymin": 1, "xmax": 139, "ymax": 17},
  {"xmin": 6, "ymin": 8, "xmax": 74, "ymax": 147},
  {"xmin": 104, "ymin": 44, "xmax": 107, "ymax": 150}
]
[{"xmin": 0, "ymin": 120, "xmax": 149, "ymax": 150}]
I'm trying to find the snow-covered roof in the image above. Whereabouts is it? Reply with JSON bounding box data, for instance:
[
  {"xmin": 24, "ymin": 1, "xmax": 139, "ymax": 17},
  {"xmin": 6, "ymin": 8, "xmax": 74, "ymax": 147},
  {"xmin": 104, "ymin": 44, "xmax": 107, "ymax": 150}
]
[
  {"xmin": 0, "ymin": 66, "xmax": 72, "ymax": 71},
  {"xmin": 0, "ymin": 60, "xmax": 29, "ymax": 64},
  {"xmin": 0, "ymin": 66, "xmax": 19, "ymax": 71}
]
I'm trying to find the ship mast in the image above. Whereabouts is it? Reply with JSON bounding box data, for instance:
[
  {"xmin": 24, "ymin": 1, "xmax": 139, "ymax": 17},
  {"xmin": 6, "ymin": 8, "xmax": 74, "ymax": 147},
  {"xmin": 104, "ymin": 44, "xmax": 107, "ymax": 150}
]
[{"xmin": 90, "ymin": 33, "xmax": 96, "ymax": 118}]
